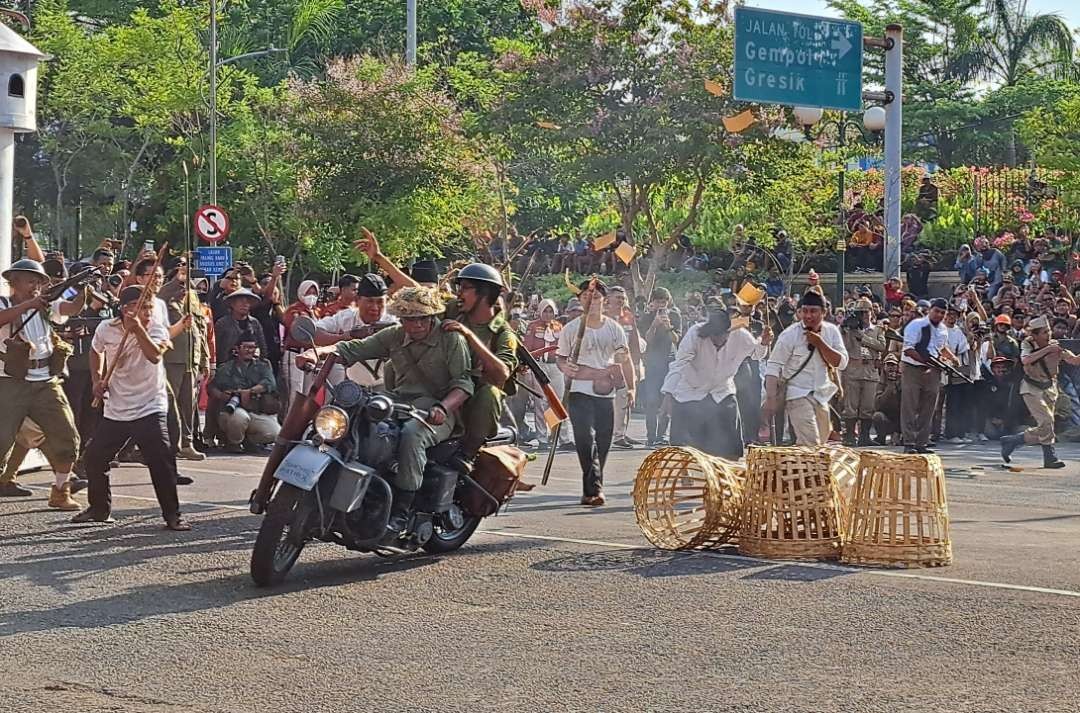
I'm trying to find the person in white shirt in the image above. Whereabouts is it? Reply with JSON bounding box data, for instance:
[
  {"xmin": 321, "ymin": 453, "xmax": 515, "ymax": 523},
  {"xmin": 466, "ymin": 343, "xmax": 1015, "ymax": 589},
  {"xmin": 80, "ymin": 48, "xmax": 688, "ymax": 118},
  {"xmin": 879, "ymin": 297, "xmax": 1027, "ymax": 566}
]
[
  {"xmin": 312, "ymin": 273, "xmax": 396, "ymax": 387},
  {"xmin": 661, "ymin": 305, "xmax": 771, "ymax": 458},
  {"xmin": 72, "ymin": 286, "xmax": 190, "ymax": 530},
  {"xmin": 900, "ymin": 297, "xmax": 956, "ymax": 453},
  {"xmin": 940, "ymin": 305, "xmax": 972, "ymax": 443},
  {"xmin": 0, "ymin": 258, "xmax": 87, "ymax": 510},
  {"xmin": 556, "ymin": 280, "xmax": 633, "ymax": 507},
  {"xmin": 763, "ymin": 290, "xmax": 849, "ymax": 446}
]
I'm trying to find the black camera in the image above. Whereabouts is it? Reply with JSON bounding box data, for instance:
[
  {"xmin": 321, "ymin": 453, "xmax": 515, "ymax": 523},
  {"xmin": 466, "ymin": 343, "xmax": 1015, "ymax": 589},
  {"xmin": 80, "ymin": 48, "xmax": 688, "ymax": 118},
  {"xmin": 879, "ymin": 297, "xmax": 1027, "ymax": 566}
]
[
  {"xmin": 223, "ymin": 394, "xmax": 242, "ymax": 415},
  {"xmin": 107, "ymin": 274, "xmax": 123, "ymax": 288},
  {"xmin": 842, "ymin": 312, "xmax": 863, "ymax": 330}
]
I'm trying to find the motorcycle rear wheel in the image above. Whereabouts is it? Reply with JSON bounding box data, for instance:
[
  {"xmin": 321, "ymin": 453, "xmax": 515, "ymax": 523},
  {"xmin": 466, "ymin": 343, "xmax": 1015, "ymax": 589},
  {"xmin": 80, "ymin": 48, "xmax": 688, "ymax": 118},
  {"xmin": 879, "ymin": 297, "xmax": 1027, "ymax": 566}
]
[
  {"xmin": 251, "ymin": 483, "xmax": 312, "ymax": 587},
  {"xmin": 421, "ymin": 512, "xmax": 481, "ymax": 554}
]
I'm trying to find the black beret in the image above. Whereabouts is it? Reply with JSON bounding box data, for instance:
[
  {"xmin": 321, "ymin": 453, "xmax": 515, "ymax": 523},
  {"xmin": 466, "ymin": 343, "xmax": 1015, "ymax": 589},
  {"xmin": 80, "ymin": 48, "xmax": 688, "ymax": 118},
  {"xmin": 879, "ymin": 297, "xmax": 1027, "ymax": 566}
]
[
  {"xmin": 798, "ymin": 290, "xmax": 825, "ymax": 308},
  {"xmin": 119, "ymin": 285, "xmax": 144, "ymax": 306},
  {"xmin": 410, "ymin": 259, "xmax": 440, "ymax": 285},
  {"xmin": 357, "ymin": 273, "xmax": 388, "ymax": 297}
]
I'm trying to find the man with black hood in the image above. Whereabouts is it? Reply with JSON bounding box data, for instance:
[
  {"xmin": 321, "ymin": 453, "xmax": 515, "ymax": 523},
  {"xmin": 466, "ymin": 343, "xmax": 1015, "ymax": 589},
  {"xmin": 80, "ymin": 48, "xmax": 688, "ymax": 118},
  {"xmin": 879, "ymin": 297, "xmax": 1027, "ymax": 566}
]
[{"xmin": 661, "ymin": 297, "xmax": 770, "ymax": 458}]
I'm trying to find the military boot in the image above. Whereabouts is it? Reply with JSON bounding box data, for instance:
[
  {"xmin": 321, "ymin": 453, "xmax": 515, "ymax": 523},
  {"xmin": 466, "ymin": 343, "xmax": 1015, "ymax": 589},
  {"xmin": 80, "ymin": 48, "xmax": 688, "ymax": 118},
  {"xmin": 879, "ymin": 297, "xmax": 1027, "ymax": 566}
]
[
  {"xmin": 1042, "ymin": 445, "xmax": 1066, "ymax": 469},
  {"xmin": 1000, "ymin": 433, "xmax": 1025, "ymax": 463},
  {"xmin": 48, "ymin": 481, "xmax": 81, "ymax": 511},
  {"xmin": 857, "ymin": 419, "xmax": 873, "ymax": 447},
  {"xmin": 382, "ymin": 488, "xmax": 416, "ymax": 543},
  {"xmin": 842, "ymin": 419, "xmax": 858, "ymax": 447}
]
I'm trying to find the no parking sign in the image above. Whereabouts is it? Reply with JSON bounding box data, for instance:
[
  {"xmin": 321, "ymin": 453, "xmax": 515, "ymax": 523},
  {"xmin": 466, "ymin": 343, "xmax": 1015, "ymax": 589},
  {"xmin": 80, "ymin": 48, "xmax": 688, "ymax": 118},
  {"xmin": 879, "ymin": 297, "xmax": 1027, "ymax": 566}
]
[{"xmin": 194, "ymin": 204, "xmax": 230, "ymax": 244}]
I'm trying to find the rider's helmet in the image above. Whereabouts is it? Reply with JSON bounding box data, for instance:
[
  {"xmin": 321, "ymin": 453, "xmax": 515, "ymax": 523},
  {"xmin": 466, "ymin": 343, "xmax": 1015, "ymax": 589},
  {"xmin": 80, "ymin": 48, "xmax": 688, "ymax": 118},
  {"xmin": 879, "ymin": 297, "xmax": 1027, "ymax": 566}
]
[
  {"xmin": 3, "ymin": 258, "xmax": 49, "ymax": 283},
  {"xmin": 387, "ymin": 286, "xmax": 446, "ymax": 319},
  {"xmin": 454, "ymin": 263, "xmax": 504, "ymax": 306}
]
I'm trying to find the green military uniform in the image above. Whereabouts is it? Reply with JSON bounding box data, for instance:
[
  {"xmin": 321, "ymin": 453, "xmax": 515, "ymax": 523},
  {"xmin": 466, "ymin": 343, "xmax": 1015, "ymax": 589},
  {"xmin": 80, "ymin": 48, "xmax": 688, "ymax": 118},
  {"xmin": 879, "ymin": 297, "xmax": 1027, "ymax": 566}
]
[
  {"xmin": 165, "ymin": 291, "xmax": 210, "ymax": 449},
  {"xmin": 212, "ymin": 357, "xmax": 277, "ymax": 395},
  {"xmin": 444, "ymin": 298, "xmax": 519, "ymax": 452},
  {"xmin": 336, "ymin": 319, "xmax": 474, "ymax": 491}
]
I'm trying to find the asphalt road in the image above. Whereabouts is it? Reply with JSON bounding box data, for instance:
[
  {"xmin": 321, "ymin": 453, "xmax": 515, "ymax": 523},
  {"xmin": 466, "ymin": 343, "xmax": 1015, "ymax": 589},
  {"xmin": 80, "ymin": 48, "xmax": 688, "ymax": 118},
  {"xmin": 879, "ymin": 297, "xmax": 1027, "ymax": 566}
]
[{"xmin": 2, "ymin": 421, "xmax": 1079, "ymax": 713}]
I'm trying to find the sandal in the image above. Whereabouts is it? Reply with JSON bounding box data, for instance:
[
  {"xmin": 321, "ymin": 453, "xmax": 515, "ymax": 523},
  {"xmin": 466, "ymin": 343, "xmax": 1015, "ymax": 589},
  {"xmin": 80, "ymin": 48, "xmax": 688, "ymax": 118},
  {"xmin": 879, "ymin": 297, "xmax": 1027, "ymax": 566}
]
[{"xmin": 165, "ymin": 516, "xmax": 192, "ymax": 531}]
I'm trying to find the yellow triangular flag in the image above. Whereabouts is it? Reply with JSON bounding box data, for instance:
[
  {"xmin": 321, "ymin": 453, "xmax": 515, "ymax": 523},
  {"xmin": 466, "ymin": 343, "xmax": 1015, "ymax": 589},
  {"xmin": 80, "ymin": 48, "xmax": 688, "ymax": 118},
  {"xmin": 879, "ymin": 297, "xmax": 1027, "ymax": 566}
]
[
  {"xmin": 704, "ymin": 78, "xmax": 724, "ymax": 97},
  {"xmin": 593, "ymin": 231, "xmax": 616, "ymax": 250},
  {"xmin": 615, "ymin": 241, "xmax": 637, "ymax": 265},
  {"xmin": 722, "ymin": 109, "xmax": 756, "ymax": 134},
  {"xmin": 536, "ymin": 120, "xmax": 561, "ymax": 130},
  {"xmin": 544, "ymin": 408, "xmax": 565, "ymax": 429}
]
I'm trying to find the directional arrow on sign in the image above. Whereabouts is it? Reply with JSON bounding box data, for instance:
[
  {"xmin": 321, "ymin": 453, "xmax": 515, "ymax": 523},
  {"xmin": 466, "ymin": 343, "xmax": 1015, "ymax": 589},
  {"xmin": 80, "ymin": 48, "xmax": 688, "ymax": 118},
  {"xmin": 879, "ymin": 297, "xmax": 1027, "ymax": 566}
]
[{"xmin": 833, "ymin": 34, "xmax": 853, "ymax": 59}]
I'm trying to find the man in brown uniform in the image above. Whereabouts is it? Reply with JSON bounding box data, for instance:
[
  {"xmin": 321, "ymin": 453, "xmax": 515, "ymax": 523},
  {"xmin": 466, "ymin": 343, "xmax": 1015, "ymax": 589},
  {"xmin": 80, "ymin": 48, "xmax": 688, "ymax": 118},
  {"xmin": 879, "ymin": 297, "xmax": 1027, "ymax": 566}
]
[
  {"xmin": 1000, "ymin": 315, "xmax": 1080, "ymax": 468},
  {"xmin": 839, "ymin": 297, "xmax": 886, "ymax": 446}
]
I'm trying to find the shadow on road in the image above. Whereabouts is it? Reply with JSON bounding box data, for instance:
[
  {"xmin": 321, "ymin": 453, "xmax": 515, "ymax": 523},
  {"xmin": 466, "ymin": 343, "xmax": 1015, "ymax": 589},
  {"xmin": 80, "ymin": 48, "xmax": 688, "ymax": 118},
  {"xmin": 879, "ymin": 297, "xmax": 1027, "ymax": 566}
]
[
  {"xmin": 530, "ymin": 547, "xmax": 759, "ymax": 578},
  {"xmin": 0, "ymin": 516, "xmax": 543, "ymax": 637},
  {"xmin": 742, "ymin": 563, "xmax": 852, "ymax": 583}
]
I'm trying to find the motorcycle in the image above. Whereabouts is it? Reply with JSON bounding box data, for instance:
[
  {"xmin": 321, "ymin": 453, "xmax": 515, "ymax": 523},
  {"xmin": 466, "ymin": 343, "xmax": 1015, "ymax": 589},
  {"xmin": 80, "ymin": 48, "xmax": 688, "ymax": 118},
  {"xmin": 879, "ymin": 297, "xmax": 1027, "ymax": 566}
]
[{"xmin": 248, "ymin": 316, "xmax": 517, "ymax": 587}]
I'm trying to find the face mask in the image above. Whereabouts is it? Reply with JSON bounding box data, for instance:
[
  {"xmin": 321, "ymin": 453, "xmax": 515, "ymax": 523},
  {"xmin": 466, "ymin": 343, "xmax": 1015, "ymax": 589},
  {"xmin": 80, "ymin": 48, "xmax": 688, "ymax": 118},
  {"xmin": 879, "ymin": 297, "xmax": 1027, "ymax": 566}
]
[{"xmin": 302, "ymin": 294, "xmax": 318, "ymax": 308}]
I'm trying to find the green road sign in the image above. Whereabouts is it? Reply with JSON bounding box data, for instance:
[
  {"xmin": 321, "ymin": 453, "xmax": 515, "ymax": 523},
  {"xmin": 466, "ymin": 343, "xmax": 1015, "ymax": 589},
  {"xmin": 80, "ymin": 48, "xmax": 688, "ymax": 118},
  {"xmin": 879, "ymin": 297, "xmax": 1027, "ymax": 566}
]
[{"xmin": 734, "ymin": 7, "xmax": 863, "ymax": 112}]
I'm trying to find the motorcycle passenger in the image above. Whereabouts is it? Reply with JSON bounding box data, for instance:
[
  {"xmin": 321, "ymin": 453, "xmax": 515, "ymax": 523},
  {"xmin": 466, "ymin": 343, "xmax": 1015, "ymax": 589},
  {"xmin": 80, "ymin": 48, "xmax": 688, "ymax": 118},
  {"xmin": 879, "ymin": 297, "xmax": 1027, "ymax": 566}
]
[
  {"xmin": 296, "ymin": 286, "xmax": 473, "ymax": 540},
  {"xmin": 354, "ymin": 231, "xmax": 518, "ymax": 470}
]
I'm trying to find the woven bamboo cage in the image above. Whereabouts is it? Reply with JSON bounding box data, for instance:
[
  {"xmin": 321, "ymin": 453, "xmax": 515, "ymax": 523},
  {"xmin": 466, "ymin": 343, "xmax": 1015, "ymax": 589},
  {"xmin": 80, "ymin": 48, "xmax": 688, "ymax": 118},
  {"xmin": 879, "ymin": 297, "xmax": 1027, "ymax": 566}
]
[
  {"xmin": 632, "ymin": 447, "xmax": 745, "ymax": 551},
  {"xmin": 841, "ymin": 451, "xmax": 952, "ymax": 568},
  {"xmin": 818, "ymin": 444, "xmax": 861, "ymax": 506},
  {"xmin": 738, "ymin": 446, "xmax": 845, "ymax": 560}
]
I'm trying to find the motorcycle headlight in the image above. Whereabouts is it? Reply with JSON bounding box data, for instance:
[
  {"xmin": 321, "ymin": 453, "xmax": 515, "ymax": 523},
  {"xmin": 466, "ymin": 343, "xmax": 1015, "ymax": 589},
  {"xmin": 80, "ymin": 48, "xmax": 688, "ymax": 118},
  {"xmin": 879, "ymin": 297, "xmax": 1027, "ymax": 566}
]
[{"xmin": 313, "ymin": 406, "xmax": 349, "ymax": 442}]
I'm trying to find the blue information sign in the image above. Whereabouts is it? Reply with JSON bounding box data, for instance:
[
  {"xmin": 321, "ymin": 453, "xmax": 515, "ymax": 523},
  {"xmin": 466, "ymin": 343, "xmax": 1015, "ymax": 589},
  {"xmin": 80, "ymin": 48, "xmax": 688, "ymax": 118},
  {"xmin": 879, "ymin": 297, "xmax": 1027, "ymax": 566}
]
[
  {"xmin": 195, "ymin": 246, "xmax": 233, "ymax": 278},
  {"xmin": 734, "ymin": 7, "xmax": 863, "ymax": 112}
]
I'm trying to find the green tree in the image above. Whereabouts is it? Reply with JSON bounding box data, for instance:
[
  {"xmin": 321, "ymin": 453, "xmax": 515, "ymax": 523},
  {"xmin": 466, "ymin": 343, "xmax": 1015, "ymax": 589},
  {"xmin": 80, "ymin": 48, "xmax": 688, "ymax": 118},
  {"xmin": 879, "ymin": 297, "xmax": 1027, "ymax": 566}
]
[
  {"xmin": 493, "ymin": 0, "xmax": 745, "ymax": 294},
  {"xmin": 285, "ymin": 55, "xmax": 500, "ymax": 266}
]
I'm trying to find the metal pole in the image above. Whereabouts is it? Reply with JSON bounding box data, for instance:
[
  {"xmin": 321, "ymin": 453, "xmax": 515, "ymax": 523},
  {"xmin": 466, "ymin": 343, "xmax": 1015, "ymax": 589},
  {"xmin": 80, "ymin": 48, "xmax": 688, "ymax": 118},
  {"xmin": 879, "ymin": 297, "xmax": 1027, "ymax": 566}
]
[
  {"xmin": 0, "ymin": 129, "xmax": 13, "ymax": 294},
  {"xmin": 406, "ymin": 0, "xmax": 417, "ymax": 66},
  {"xmin": 836, "ymin": 127, "xmax": 846, "ymax": 307},
  {"xmin": 883, "ymin": 24, "xmax": 903, "ymax": 280},
  {"xmin": 209, "ymin": 0, "xmax": 218, "ymax": 205}
]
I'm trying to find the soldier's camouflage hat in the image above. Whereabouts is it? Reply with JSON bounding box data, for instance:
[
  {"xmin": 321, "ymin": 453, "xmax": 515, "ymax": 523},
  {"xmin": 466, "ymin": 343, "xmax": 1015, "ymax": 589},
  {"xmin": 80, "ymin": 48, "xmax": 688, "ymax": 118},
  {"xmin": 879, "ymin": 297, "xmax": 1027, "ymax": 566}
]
[{"xmin": 387, "ymin": 286, "xmax": 446, "ymax": 318}]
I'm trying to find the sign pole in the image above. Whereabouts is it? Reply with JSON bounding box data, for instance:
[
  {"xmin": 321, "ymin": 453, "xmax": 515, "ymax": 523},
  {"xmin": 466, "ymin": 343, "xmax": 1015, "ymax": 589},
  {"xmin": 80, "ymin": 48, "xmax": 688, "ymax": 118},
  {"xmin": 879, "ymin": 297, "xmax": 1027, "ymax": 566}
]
[{"xmin": 883, "ymin": 24, "xmax": 903, "ymax": 281}]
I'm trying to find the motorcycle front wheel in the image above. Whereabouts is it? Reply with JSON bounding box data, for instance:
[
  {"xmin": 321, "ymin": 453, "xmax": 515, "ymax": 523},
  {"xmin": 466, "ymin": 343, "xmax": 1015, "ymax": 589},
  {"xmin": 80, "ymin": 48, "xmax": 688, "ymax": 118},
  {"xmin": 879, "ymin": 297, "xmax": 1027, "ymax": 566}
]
[
  {"xmin": 251, "ymin": 483, "xmax": 314, "ymax": 587},
  {"xmin": 421, "ymin": 510, "xmax": 481, "ymax": 554}
]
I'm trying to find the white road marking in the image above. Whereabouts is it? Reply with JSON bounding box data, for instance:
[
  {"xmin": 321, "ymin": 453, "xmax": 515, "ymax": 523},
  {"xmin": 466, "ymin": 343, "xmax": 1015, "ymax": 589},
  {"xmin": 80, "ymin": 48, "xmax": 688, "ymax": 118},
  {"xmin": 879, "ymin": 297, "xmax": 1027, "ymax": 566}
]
[
  {"xmin": 19, "ymin": 486, "xmax": 1080, "ymax": 600},
  {"xmin": 475, "ymin": 530, "xmax": 1080, "ymax": 599}
]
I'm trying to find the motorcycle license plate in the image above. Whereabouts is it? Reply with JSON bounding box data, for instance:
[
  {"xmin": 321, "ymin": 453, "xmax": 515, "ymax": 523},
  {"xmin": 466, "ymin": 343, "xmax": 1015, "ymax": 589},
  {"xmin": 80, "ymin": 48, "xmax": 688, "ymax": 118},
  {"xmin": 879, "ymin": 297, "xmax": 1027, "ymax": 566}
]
[{"xmin": 275, "ymin": 446, "xmax": 333, "ymax": 491}]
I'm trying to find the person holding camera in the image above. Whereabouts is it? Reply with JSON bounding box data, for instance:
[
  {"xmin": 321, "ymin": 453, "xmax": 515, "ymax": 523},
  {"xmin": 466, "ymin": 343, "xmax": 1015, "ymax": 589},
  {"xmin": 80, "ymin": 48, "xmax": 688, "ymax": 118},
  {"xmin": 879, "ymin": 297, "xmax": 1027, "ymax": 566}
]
[
  {"xmin": 209, "ymin": 336, "xmax": 281, "ymax": 453},
  {"xmin": 839, "ymin": 297, "xmax": 886, "ymax": 446}
]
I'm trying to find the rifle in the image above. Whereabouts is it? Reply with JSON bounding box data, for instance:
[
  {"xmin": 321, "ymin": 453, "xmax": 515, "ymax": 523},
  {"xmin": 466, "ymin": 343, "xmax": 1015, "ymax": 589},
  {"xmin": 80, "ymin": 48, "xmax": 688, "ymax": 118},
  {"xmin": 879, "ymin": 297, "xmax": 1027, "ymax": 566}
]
[
  {"xmin": 11, "ymin": 265, "xmax": 107, "ymax": 336},
  {"xmin": 884, "ymin": 327, "xmax": 973, "ymax": 383},
  {"xmin": 515, "ymin": 343, "xmax": 569, "ymax": 424}
]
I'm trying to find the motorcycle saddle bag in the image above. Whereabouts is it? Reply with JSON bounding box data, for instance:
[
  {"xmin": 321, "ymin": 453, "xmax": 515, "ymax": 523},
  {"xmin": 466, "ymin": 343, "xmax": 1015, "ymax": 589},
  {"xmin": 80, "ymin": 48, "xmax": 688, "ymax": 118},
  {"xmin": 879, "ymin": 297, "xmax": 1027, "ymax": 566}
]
[{"xmin": 461, "ymin": 445, "xmax": 527, "ymax": 517}]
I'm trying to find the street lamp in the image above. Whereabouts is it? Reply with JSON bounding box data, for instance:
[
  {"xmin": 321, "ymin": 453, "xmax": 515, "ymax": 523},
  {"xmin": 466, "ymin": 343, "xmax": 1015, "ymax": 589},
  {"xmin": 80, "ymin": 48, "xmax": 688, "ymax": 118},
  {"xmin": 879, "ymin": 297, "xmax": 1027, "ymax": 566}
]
[{"xmin": 795, "ymin": 106, "xmax": 884, "ymax": 306}]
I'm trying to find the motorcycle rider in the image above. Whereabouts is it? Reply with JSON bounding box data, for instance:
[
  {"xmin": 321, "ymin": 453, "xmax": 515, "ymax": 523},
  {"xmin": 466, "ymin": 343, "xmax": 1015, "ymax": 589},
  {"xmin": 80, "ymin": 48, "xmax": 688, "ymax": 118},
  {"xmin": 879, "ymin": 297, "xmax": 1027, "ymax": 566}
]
[
  {"xmin": 296, "ymin": 286, "xmax": 473, "ymax": 541},
  {"xmin": 354, "ymin": 230, "xmax": 518, "ymax": 470}
]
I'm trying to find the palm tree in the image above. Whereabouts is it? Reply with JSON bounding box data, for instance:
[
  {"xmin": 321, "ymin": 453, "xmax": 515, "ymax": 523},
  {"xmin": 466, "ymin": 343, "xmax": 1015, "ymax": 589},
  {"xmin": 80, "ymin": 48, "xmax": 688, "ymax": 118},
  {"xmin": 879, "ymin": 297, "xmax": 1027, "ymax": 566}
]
[
  {"xmin": 978, "ymin": 0, "xmax": 1075, "ymax": 165},
  {"xmin": 980, "ymin": 0, "xmax": 1075, "ymax": 87}
]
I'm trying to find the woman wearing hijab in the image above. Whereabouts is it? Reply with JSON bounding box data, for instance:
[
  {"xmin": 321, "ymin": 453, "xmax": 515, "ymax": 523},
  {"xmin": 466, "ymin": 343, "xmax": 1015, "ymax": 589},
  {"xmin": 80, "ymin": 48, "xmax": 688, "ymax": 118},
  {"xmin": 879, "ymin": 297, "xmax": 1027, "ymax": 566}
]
[{"xmin": 281, "ymin": 279, "xmax": 322, "ymax": 413}]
